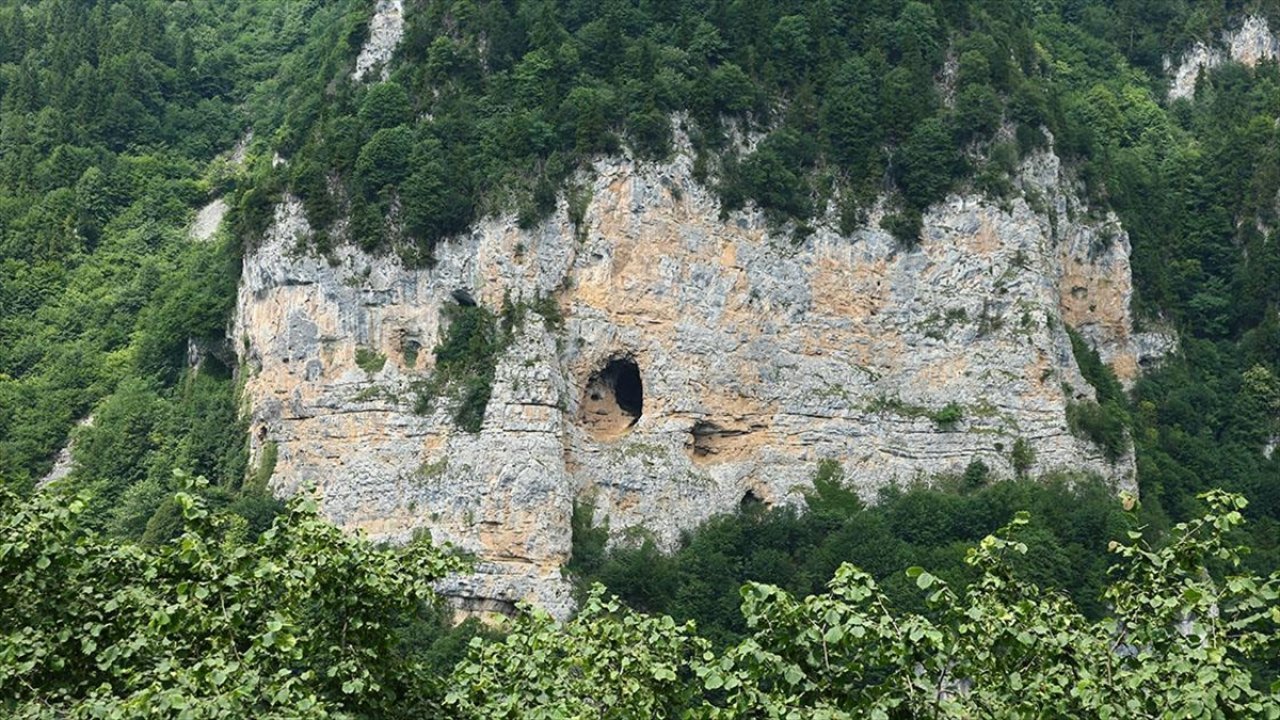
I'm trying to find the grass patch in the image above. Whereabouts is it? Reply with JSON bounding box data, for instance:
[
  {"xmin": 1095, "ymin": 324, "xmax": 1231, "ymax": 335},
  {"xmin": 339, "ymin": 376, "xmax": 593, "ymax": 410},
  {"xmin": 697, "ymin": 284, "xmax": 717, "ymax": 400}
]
[{"xmin": 866, "ymin": 396, "xmax": 966, "ymax": 429}]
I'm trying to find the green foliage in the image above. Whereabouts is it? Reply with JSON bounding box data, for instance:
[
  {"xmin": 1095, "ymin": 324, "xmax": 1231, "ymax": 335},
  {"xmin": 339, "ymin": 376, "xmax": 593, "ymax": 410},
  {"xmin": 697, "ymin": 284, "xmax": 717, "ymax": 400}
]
[
  {"xmin": 3, "ymin": 2, "xmax": 1280, "ymax": 713},
  {"xmin": 0, "ymin": 474, "xmax": 465, "ymax": 718},
  {"xmin": 1068, "ymin": 399, "xmax": 1131, "ymax": 462},
  {"xmin": 451, "ymin": 491, "xmax": 1280, "ymax": 717},
  {"xmin": 880, "ymin": 209, "xmax": 923, "ymax": 246},
  {"xmin": 355, "ymin": 126, "xmax": 414, "ymax": 197},
  {"xmin": 269, "ymin": 0, "xmax": 1076, "ymax": 253},
  {"xmin": 1011, "ymin": 437, "xmax": 1036, "ymax": 478},
  {"xmin": 445, "ymin": 588, "xmax": 710, "ymax": 718},
  {"xmin": 931, "ymin": 402, "xmax": 965, "ymax": 429},
  {"xmin": 896, "ymin": 116, "xmax": 960, "ymax": 211},
  {"xmin": 250, "ymin": 441, "xmax": 279, "ymax": 493},
  {"xmin": 963, "ymin": 458, "xmax": 991, "ymax": 489},
  {"xmin": 566, "ymin": 496, "xmax": 609, "ymax": 580},
  {"xmin": 1068, "ymin": 328, "xmax": 1126, "ymax": 406},
  {"xmin": 577, "ymin": 469, "xmax": 1131, "ymax": 644},
  {"xmin": 354, "ymin": 347, "xmax": 387, "ymax": 374},
  {"xmin": 414, "ymin": 304, "xmax": 506, "ymax": 433},
  {"xmin": 804, "ymin": 460, "xmax": 863, "ymax": 516},
  {"xmin": 0, "ymin": 0, "xmax": 358, "ymax": 534},
  {"xmin": 1065, "ymin": 328, "xmax": 1132, "ymax": 463},
  {"xmin": 359, "ymin": 82, "xmax": 413, "ymax": 132}
]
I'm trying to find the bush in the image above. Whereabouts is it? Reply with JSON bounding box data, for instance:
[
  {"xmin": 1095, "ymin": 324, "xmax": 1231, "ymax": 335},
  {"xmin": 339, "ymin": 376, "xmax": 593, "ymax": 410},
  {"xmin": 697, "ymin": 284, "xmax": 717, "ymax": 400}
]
[
  {"xmin": 931, "ymin": 402, "xmax": 965, "ymax": 428},
  {"xmin": 0, "ymin": 481, "xmax": 465, "ymax": 717},
  {"xmin": 355, "ymin": 347, "xmax": 387, "ymax": 373},
  {"xmin": 881, "ymin": 209, "xmax": 923, "ymax": 246},
  {"xmin": 1011, "ymin": 437, "xmax": 1036, "ymax": 477},
  {"xmin": 420, "ymin": 304, "xmax": 506, "ymax": 433},
  {"xmin": 1067, "ymin": 400, "xmax": 1129, "ymax": 462}
]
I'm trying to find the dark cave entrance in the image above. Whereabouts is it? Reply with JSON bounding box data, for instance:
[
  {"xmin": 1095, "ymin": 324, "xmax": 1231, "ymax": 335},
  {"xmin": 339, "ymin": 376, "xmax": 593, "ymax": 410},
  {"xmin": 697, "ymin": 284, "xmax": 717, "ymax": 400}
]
[{"xmin": 581, "ymin": 357, "xmax": 643, "ymax": 438}]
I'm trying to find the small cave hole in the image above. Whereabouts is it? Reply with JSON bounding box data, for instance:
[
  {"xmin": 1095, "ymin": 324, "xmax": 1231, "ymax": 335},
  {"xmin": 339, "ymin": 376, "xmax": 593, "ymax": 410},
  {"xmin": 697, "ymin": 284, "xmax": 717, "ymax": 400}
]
[
  {"xmin": 687, "ymin": 419, "xmax": 763, "ymax": 464},
  {"xmin": 740, "ymin": 489, "xmax": 764, "ymax": 513},
  {"xmin": 580, "ymin": 357, "xmax": 643, "ymax": 438},
  {"xmin": 689, "ymin": 420, "xmax": 723, "ymax": 459}
]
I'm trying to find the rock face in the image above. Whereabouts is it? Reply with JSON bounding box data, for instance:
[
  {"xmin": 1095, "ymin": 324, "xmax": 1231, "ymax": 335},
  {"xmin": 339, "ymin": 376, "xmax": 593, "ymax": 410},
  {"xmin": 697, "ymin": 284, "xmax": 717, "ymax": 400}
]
[
  {"xmin": 37, "ymin": 415, "xmax": 93, "ymax": 489},
  {"xmin": 234, "ymin": 146, "xmax": 1143, "ymax": 618},
  {"xmin": 1167, "ymin": 16, "xmax": 1280, "ymax": 100},
  {"xmin": 189, "ymin": 199, "xmax": 227, "ymax": 242},
  {"xmin": 352, "ymin": 0, "xmax": 403, "ymax": 83}
]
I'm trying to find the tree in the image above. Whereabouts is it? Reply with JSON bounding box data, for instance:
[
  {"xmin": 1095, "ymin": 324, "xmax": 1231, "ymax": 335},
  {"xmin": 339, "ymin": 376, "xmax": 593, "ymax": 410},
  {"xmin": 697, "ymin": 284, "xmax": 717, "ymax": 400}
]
[
  {"xmin": 821, "ymin": 56, "xmax": 883, "ymax": 181},
  {"xmin": 0, "ymin": 476, "xmax": 465, "ymax": 718},
  {"xmin": 355, "ymin": 126, "xmax": 414, "ymax": 196},
  {"xmin": 358, "ymin": 82, "xmax": 413, "ymax": 133},
  {"xmin": 448, "ymin": 492, "xmax": 1280, "ymax": 717},
  {"xmin": 895, "ymin": 116, "xmax": 959, "ymax": 210},
  {"xmin": 444, "ymin": 589, "xmax": 709, "ymax": 718}
]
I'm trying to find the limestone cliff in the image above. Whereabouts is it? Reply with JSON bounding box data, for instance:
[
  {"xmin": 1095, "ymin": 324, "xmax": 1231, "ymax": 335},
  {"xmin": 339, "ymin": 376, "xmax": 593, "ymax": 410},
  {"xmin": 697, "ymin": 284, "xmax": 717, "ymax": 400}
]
[
  {"xmin": 1166, "ymin": 16, "xmax": 1280, "ymax": 100},
  {"xmin": 234, "ymin": 145, "xmax": 1145, "ymax": 618},
  {"xmin": 352, "ymin": 0, "xmax": 403, "ymax": 83}
]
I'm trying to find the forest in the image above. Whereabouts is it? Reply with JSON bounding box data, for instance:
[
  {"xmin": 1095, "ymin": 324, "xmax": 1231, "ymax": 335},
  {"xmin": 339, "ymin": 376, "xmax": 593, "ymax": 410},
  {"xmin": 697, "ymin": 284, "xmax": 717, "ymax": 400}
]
[{"xmin": 0, "ymin": 0, "xmax": 1278, "ymax": 715}]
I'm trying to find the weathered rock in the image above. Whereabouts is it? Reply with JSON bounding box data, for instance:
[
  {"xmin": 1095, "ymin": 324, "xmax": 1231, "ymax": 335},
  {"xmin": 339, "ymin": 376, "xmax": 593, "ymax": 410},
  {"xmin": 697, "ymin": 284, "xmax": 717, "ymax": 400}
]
[
  {"xmin": 1166, "ymin": 16, "xmax": 1280, "ymax": 100},
  {"xmin": 189, "ymin": 199, "xmax": 227, "ymax": 242},
  {"xmin": 37, "ymin": 415, "xmax": 94, "ymax": 489},
  {"xmin": 235, "ymin": 144, "xmax": 1144, "ymax": 618},
  {"xmin": 352, "ymin": 0, "xmax": 403, "ymax": 83}
]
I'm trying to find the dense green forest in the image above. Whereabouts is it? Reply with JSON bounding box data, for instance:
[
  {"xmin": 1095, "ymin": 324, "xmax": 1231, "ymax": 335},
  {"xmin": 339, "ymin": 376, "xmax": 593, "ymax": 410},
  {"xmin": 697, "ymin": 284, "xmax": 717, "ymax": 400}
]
[
  {"xmin": 0, "ymin": 0, "xmax": 366, "ymax": 529},
  {"xmin": 1, "ymin": 0, "xmax": 1279, "ymax": 714}
]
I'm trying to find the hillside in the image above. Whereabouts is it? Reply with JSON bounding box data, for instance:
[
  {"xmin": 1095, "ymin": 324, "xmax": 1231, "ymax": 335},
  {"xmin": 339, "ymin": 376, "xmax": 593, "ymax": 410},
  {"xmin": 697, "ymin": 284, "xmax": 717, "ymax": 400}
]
[{"xmin": 0, "ymin": 0, "xmax": 1279, "ymax": 715}]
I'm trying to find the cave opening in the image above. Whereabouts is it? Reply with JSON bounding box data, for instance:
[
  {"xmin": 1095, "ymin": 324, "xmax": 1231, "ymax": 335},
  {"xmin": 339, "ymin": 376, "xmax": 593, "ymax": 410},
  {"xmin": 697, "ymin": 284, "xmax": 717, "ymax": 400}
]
[{"xmin": 581, "ymin": 357, "xmax": 643, "ymax": 438}]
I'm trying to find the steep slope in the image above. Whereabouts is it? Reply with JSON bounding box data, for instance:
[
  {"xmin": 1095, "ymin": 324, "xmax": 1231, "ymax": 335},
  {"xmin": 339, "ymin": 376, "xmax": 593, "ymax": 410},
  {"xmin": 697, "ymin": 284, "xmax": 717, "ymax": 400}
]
[{"xmin": 235, "ymin": 134, "xmax": 1155, "ymax": 615}]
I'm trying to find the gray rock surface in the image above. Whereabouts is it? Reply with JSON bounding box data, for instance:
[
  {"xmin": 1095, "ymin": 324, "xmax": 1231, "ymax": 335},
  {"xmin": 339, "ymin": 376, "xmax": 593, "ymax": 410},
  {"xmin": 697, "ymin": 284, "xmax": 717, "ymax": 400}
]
[
  {"xmin": 235, "ymin": 145, "xmax": 1146, "ymax": 618},
  {"xmin": 189, "ymin": 199, "xmax": 227, "ymax": 242},
  {"xmin": 1166, "ymin": 16, "xmax": 1280, "ymax": 100},
  {"xmin": 352, "ymin": 0, "xmax": 403, "ymax": 83}
]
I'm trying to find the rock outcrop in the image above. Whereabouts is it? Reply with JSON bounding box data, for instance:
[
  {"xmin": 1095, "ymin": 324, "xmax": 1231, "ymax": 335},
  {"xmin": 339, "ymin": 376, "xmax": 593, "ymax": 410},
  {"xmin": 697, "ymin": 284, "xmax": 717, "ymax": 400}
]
[
  {"xmin": 352, "ymin": 0, "xmax": 403, "ymax": 83},
  {"xmin": 235, "ymin": 140, "xmax": 1146, "ymax": 617},
  {"xmin": 37, "ymin": 415, "xmax": 93, "ymax": 489},
  {"xmin": 1166, "ymin": 16, "xmax": 1280, "ymax": 100},
  {"xmin": 189, "ymin": 199, "xmax": 228, "ymax": 242}
]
